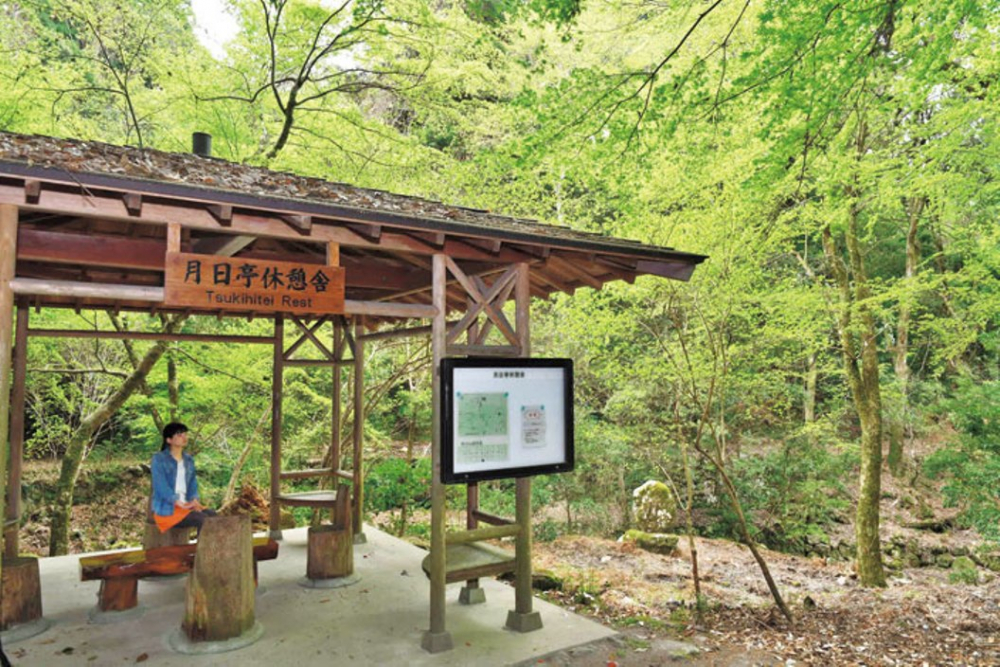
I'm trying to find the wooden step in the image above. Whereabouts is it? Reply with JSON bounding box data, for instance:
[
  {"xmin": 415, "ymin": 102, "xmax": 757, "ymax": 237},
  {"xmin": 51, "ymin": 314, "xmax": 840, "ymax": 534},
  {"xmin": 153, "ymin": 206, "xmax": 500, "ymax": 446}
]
[{"xmin": 421, "ymin": 542, "xmax": 516, "ymax": 584}]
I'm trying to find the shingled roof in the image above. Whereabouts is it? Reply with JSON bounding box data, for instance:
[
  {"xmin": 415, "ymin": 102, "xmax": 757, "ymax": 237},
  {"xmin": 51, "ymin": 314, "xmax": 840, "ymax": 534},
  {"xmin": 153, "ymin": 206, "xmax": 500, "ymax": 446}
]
[{"xmin": 0, "ymin": 131, "xmax": 706, "ymax": 321}]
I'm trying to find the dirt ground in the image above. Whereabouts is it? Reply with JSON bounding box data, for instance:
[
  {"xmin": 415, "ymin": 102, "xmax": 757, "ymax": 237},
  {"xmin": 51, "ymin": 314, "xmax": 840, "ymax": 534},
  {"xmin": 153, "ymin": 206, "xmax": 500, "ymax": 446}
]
[{"xmin": 529, "ymin": 533, "xmax": 1000, "ymax": 666}]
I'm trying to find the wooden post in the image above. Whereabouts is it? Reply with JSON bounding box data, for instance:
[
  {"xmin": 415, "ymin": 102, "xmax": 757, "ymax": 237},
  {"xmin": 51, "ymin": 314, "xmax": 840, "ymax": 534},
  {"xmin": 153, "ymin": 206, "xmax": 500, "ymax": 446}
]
[
  {"xmin": 331, "ymin": 319, "xmax": 342, "ymax": 522},
  {"xmin": 0, "ymin": 205, "xmax": 18, "ymax": 595},
  {"xmin": 506, "ymin": 263, "xmax": 542, "ymax": 632},
  {"xmin": 269, "ymin": 315, "xmax": 284, "ymax": 539},
  {"xmin": 182, "ymin": 515, "xmax": 256, "ymax": 642},
  {"xmin": 352, "ymin": 316, "xmax": 365, "ymax": 542},
  {"xmin": 1, "ymin": 557, "xmax": 42, "ymax": 628},
  {"xmin": 4, "ymin": 303, "xmax": 27, "ymax": 557},
  {"xmin": 422, "ymin": 254, "xmax": 453, "ymax": 653}
]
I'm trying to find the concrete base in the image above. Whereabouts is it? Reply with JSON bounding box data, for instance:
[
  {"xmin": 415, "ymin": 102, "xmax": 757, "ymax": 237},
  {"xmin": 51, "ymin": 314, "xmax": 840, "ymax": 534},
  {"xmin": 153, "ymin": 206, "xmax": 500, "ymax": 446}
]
[
  {"xmin": 458, "ymin": 585, "xmax": 486, "ymax": 605},
  {"xmin": 506, "ymin": 610, "xmax": 543, "ymax": 633},
  {"xmin": 353, "ymin": 531, "xmax": 367, "ymax": 545},
  {"xmin": 88, "ymin": 604, "xmax": 145, "ymax": 625},
  {"xmin": 168, "ymin": 621, "xmax": 264, "ymax": 655},
  {"xmin": 0, "ymin": 616, "xmax": 51, "ymax": 644},
  {"xmin": 421, "ymin": 630, "xmax": 454, "ymax": 654},
  {"xmin": 298, "ymin": 574, "xmax": 360, "ymax": 590},
  {"xmin": 10, "ymin": 525, "xmax": 615, "ymax": 665}
]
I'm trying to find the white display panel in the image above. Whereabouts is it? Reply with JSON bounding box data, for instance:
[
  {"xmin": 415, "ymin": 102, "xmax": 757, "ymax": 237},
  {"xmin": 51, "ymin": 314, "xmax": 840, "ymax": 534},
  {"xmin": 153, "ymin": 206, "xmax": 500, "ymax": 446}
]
[{"xmin": 441, "ymin": 358, "xmax": 573, "ymax": 484}]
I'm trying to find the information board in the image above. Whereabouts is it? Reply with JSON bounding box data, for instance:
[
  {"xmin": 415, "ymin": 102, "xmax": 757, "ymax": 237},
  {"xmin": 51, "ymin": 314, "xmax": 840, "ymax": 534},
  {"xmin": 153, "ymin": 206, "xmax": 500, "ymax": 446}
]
[{"xmin": 441, "ymin": 358, "xmax": 574, "ymax": 484}]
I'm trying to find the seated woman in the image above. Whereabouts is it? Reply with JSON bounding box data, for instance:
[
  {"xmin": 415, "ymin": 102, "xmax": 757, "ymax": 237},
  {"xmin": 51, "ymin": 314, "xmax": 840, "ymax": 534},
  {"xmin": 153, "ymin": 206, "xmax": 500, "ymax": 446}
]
[{"xmin": 151, "ymin": 422, "xmax": 216, "ymax": 536}]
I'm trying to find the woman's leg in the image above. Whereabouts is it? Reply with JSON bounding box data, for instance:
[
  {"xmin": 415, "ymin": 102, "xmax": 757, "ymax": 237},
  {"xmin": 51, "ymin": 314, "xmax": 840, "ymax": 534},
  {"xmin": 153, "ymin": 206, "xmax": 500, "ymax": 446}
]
[{"xmin": 174, "ymin": 509, "xmax": 217, "ymax": 536}]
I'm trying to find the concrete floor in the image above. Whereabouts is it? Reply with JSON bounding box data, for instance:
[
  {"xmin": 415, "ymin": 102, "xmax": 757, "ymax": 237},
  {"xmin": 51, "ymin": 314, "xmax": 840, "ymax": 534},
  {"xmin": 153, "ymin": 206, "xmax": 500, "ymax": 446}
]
[{"xmin": 2, "ymin": 526, "xmax": 615, "ymax": 666}]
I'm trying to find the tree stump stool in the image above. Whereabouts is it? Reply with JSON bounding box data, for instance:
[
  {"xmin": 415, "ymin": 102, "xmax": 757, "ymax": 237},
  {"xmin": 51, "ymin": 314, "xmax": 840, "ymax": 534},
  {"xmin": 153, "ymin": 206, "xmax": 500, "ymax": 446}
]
[
  {"xmin": 144, "ymin": 498, "xmax": 192, "ymax": 549},
  {"xmin": 306, "ymin": 484, "xmax": 354, "ymax": 582},
  {"xmin": 181, "ymin": 515, "xmax": 256, "ymax": 642},
  {"xmin": 1, "ymin": 556, "xmax": 43, "ymax": 630}
]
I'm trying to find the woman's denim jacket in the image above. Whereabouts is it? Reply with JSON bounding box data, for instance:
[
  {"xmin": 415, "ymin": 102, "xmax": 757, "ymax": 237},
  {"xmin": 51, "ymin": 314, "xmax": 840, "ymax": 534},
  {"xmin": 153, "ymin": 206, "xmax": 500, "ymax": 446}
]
[{"xmin": 150, "ymin": 449, "xmax": 199, "ymax": 516}]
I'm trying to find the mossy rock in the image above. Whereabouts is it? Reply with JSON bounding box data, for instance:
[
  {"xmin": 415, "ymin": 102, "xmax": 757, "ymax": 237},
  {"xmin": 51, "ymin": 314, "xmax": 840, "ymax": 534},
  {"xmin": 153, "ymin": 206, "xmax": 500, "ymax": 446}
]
[
  {"xmin": 623, "ymin": 530, "xmax": 679, "ymax": 555},
  {"xmin": 949, "ymin": 556, "xmax": 979, "ymax": 585},
  {"xmin": 632, "ymin": 480, "xmax": 677, "ymax": 533}
]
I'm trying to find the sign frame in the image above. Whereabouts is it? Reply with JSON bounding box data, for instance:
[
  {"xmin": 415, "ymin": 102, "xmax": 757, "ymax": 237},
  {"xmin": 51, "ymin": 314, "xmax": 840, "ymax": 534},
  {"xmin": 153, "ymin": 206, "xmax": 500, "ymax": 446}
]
[{"xmin": 441, "ymin": 357, "xmax": 574, "ymax": 484}]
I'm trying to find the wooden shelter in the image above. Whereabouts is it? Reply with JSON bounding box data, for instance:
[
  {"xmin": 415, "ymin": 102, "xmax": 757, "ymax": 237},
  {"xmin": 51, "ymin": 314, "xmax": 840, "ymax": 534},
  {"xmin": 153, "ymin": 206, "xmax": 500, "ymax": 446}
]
[{"xmin": 0, "ymin": 131, "xmax": 706, "ymax": 651}]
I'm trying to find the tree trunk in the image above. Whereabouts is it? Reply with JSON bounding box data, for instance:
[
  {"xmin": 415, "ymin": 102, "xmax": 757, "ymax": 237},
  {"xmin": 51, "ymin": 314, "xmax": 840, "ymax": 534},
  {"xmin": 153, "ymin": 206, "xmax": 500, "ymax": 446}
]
[
  {"xmin": 888, "ymin": 196, "xmax": 923, "ymax": 475},
  {"xmin": 167, "ymin": 351, "xmax": 179, "ymax": 422},
  {"xmin": 182, "ymin": 515, "xmax": 255, "ymax": 642},
  {"xmin": 821, "ymin": 121, "xmax": 887, "ymax": 586},
  {"xmin": 804, "ymin": 352, "xmax": 817, "ymax": 426},
  {"xmin": 48, "ymin": 316, "xmax": 184, "ymax": 556}
]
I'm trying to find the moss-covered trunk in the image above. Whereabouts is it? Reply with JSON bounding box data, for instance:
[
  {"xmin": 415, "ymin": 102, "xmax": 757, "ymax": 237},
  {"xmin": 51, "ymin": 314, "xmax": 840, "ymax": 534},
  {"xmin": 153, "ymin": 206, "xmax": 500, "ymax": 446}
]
[
  {"xmin": 821, "ymin": 119, "xmax": 887, "ymax": 587},
  {"xmin": 48, "ymin": 316, "xmax": 183, "ymax": 556}
]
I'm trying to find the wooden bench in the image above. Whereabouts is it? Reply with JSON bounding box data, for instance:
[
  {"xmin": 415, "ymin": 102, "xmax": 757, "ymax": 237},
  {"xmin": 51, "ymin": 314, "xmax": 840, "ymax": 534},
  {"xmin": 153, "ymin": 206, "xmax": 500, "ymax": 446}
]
[
  {"xmin": 80, "ymin": 536, "xmax": 279, "ymax": 613},
  {"xmin": 421, "ymin": 542, "xmax": 516, "ymax": 584}
]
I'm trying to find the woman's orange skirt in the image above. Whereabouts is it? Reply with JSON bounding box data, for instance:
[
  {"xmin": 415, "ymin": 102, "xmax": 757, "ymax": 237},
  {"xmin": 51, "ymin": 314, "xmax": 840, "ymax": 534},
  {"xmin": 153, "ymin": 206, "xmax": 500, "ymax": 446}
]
[{"xmin": 154, "ymin": 504, "xmax": 191, "ymax": 533}]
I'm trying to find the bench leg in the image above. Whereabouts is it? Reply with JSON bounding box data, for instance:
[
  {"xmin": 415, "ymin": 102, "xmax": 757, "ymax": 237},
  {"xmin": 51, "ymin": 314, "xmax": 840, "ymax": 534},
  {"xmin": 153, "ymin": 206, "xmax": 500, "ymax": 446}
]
[{"xmin": 98, "ymin": 579, "xmax": 138, "ymax": 612}]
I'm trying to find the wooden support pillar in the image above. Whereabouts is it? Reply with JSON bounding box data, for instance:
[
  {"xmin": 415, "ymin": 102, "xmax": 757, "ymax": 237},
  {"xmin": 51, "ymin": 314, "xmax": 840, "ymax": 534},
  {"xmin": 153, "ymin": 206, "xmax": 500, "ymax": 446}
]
[
  {"xmin": 458, "ymin": 481, "xmax": 485, "ymax": 605},
  {"xmin": 0, "ymin": 205, "xmax": 18, "ymax": 589},
  {"xmin": 352, "ymin": 316, "xmax": 365, "ymax": 543},
  {"xmin": 506, "ymin": 262, "xmax": 542, "ymax": 632},
  {"xmin": 4, "ymin": 303, "xmax": 27, "ymax": 557},
  {"xmin": 269, "ymin": 315, "xmax": 284, "ymax": 539},
  {"xmin": 422, "ymin": 254, "xmax": 453, "ymax": 653},
  {"xmin": 331, "ymin": 320, "xmax": 342, "ymax": 522}
]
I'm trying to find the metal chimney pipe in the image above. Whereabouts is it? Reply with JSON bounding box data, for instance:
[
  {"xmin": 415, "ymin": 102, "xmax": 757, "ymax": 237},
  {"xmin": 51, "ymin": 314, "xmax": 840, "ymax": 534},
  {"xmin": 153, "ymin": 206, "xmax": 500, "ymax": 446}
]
[{"xmin": 192, "ymin": 132, "xmax": 212, "ymax": 157}]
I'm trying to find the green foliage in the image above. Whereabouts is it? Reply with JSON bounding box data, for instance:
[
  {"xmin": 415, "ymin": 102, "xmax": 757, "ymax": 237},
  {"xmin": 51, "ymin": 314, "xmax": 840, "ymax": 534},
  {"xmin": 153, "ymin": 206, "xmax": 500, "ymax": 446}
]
[
  {"xmin": 365, "ymin": 457, "xmax": 431, "ymax": 514},
  {"xmin": 925, "ymin": 381, "xmax": 1000, "ymax": 542}
]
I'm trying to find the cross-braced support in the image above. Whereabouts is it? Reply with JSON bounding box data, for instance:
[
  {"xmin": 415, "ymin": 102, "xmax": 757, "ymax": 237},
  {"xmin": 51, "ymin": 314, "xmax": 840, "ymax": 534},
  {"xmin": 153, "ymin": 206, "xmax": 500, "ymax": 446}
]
[{"xmin": 423, "ymin": 256, "xmax": 540, "ymax": 653}]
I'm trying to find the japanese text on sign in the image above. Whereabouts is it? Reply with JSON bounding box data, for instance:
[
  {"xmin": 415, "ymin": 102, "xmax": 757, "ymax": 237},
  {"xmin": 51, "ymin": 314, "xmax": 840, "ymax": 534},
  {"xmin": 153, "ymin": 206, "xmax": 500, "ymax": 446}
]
[{"xmin": 164, "ymin": 252, "xmax": 345, "ymax": 315}]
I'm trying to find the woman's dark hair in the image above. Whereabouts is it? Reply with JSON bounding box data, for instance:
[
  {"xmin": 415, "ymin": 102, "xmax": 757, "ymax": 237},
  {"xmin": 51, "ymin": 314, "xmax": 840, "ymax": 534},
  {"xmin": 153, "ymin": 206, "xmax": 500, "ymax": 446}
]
[{"xmin": 161, "ymin": 422, "xmax": 189, "ymax": 451}]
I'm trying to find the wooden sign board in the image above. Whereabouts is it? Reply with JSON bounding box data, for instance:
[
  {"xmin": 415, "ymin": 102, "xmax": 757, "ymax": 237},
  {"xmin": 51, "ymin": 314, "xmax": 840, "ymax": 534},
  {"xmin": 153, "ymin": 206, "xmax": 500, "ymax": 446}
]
[{"xmin": 164, "ymin": 252, "xmax": 345, "ymax": 315}]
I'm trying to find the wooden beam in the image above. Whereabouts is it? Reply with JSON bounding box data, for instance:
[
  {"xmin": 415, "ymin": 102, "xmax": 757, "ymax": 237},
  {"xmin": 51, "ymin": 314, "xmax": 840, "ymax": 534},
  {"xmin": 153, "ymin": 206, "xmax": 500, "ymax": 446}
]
[
  {"xmin": 461, "ymin": 237, "xmax": 502, "ymax": 255},
  {"xmin": 404, "ymin": 231, "xmax": 446, "ymax": 250},
  {"xmin": 546, "ymin": 253, "xmax": 603, "ymax": 290},
  {"xmin": 167, "ymin": 223, "xmax": 181, "ymax": 253},
  {"xmin": 122, "ymin": 192, "xmax": 142, "ymax": 216},
  {"xmin": 352, "ymin": 316, "xmax": 365, "ymax": 540},
  {"xmin": 23, "ymin": 180, "xmax": 40, "ymax": 204},
  {"xmin": 192, "ymin": 234, "xmax": 255, "ymax": 257},
  {"xmin": 207, "ymin": 204, "xmax": 233, "ymax": 226},
  {"xmin": 280, "ymin": 214, "xmax": 312, "ymax": 235},
  {"xmin": 326, "ymin": 242, "xmax": 340, "ymax": 267},
  {"xmin": 5, "ymin": 305, "xmax": 27, "ymax": 557},
  {"xmin": 0, "ymin": 205, "xmax": 17, "ymax": 576},
  {"xmin": 27, "ymin": 328, "xmax": 272, "ymax": 344},
  {"xmin": 424, "ymin": 253, "xmax": 452, "ymax": 652},
  {"xmin": 11, "ymin": 278, "xmax": 163, "ymax": 302},
  {"xmin": 17, "ymin": 228, "xmax": 165, "ymax": 271},
  {"xmin": 345, "ymin": 223, "xmax": 382, "ymax": 243},
  {"xmin": 269, "ymin": 315, "xmax": 284, "ymax": 538}
]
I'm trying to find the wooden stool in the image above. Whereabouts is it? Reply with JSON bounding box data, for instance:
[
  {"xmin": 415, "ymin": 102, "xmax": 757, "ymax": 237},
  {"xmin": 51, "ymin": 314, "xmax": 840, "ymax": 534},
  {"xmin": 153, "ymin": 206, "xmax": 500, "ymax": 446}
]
[
  {"xmin": 182, "ymin": 515, "xmax": 256, "ymax": 642},
  {"xmin": 306, "ymin": 484, "xmax": 354, "ymax": 581},
  {"xmin": 1, "ymin": 556, "xmax": 43, "ymax": 630},
  {"xmin": 143, "ymin": 497, "xmax": 193, "ymax": 549}
]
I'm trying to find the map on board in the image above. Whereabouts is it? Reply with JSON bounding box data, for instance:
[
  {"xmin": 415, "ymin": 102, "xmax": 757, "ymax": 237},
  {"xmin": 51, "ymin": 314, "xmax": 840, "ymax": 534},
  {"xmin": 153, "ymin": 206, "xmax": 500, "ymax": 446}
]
[
  {"xmin": 457, "ymin": 392, "xmax": 509, "ymax": 464},
  {"xmin": 457, "ymin": 392, "xmax": 509, "ymax": 437}
]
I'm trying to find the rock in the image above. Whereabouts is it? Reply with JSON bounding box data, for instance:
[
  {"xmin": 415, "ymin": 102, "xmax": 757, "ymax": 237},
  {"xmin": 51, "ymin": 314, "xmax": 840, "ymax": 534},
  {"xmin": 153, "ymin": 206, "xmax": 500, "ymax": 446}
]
[
  {"xmin": 623, "ymin": 530, "xmax": 679, "ymax": 555},
  {"xmin": 632, "ymin": 480, "xmax": 676, "ymax": 533},
  {"xmin": 949, "ymin": 556, "xmax": 979, "ymax": 585},
  {"xmin": 653, "ymin": 639, "xmax": 700, "ymax": 658},
  {"xmin": 531, "ymin": 570, "xmax": 564, "ymax": 591},
  {"xmin": 935, "ymin": 553, "xmax": 954, "ymax": 568}
]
